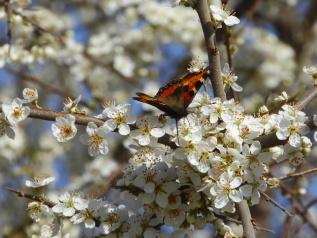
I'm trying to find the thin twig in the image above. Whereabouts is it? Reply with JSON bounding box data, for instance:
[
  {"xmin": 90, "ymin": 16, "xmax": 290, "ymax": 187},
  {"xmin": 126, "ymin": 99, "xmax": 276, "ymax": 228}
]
[
  {"xmin": 304, "ymin": 197, "xmax": 317, "ymax": 211},
  {"xmin": 6, "ymin": 187, "xmax": 102, "ymax": 227},
  {"xmin": 224, "ymin": 216, "xmax": 275, "ymax": 233},
  {"xmin": 88, "ymin": 162, "xmax": 128, "ymax": 199},
  {"xmin": 260, "ymin": 191, "xmax": 293, "ymax": 217},
  {"xmin": 275, "ymin": 175, "xmax": 317, "ymax": 234},
  {"xmin": 294, "ymin": 223, "xmax": 306, "ymax": 238},
  {"xmin": 5, "ymin": 187, "xmax": 56, "ymax": 207},
  {"xmin": 295, "ymin": 86, "xmax": 317, "ymax": 111},
  {"xmin": 278, "ymin": 168, "xmax": 317, "ymax": 181}
]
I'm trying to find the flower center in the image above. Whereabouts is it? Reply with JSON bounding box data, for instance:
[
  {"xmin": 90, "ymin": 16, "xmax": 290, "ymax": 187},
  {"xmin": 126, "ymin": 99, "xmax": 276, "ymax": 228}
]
[
  {"xmin": 88, "ymin": 134, "xmax": 102, "ymax": 151},
  {"xmin": 107, "ymin": 213, "xmax": 118, "ymax": 224},
  {"xmin": 116, "ymin": 114, "xmax": 126, "ymax": 125},
  {"xmin": 26, "ymin": 91, "xmax": 35, "ymax": 97},
  {"xmin": 168, "ymin": 194, "xmax": 177, "ymax": 205},
  {"xmin": 141, "ymin": 125, "xmax": 150, "ymax": 135},
  {"xmin": 184, "ymin": 142, "xmax": 197, "ymax": 154},
  {"xmin": 182, "ymin": 127, "xmax": 190, "ymax": 136},
  {"xmin": 60, "ymin": 125, "xmax": 72, "ymax": 138},
  {"xmin": 169, "ymin": 209, "xmax": 180, "ymax": 218},
  {"xmin": 241, "ymin": 127, "xmax": 250, "ymax": 137},
  {"xmin": 13, "ymin": 107, "xmax": 22, "ymax": 118}
]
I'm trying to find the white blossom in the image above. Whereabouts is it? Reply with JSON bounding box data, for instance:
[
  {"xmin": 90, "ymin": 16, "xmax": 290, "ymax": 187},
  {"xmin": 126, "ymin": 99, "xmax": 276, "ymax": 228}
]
[
  {"xmin": 36, "ymin": 225, "xmax": 54, "ymax": 238},
  {"xmin": 187, "ymin": 57, "xmax": 206, "ymax": 73},
  {"xmin": 63, "ymin": 95, "xmax": 83, "ymax": 114},
  {"xmin": 21, "ymin": 88, "xmax": 39, "ymax": 103},
  {"xmin": 2, "ymin": 98, "xmax": 30, "ymax": 127},
  {"xmin": 303, "ymin": 65, "xmax": 317, "ymax": 78},
  {"xmin": 210, "ymin": 5, "xmax": 240, "ymax": 26},
  {"xmin": 113, "ymin": 54, "xmax": 135, "ymax": 77},
  {"xmin": 210, "ymin": 170, "xmax": 243, "ymax": 209},
  {"xmin": 101, "ymin": 102, "xmax": 136, "ymax": 135},
  {"xmin": 130, "ymin": 116, "xmax": 165, "ymax": 146},
  {"xmin": 52, "ymin": 114, "xmax": 77, "ymax": 142},
  {"xmin": 100, "ymin": 204, "xmax": 129, "ymax": 235},
  {"xmin": 276, "ymin": 143, "xmax": 304, "ymax": 166},
  {"xmin": 26, "ymin": 176, "xmax": 55, "ymax": 188},
  {"xmin": 70, "ymin": 199, "xmax": 104, "ymax": 229},
  {"xmin": 33, "ymin": 224, "xmax": 69, "ymax": 238},
  {"xmin": 187, "ymin": 139, "xmax": 216, "ymax": 173},
  {"xmin": 276, "ymin": 117, "xmax": 309, "ymax": 147},
  {"xmin": 222, "ymin": 63, "xmax": 243, "ymax": 92},
  {"xmin": 163, "ymin": 204, "xmax": 189, "ymax": 228},
  {"xmin": 258, "ymin": 105, "xmax": 269, "ymax": 114},
  {"xmin": 80, "ymin": 122, "xmax": 109, "ymax": 156},
  {"xmin": 27, "ymin": 202, "xmax": 50, "ymax": 222},
  {"xmin": 0, "ymin": 112, "xmax": 15, "ymax": 139},
  {"xmin": 274, "ymin": 91, "xmax": 288, "ymax": 101},
  {"xmin": 240, "ymin": 170, "xmax": 267, "ymax": 205},
  {"xmin": 173, "ymin": 115, "xmax": 202, "ymax": 143},
  {"xmin": 52, "ymin": 192, "xmax": 88, "ymax": 217}
]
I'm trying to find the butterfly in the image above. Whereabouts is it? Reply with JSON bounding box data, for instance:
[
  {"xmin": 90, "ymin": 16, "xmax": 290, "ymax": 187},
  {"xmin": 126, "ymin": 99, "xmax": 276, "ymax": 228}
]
[{"xmin": 133, "ymin": 68, "xmax": 210, "ymax": 120}]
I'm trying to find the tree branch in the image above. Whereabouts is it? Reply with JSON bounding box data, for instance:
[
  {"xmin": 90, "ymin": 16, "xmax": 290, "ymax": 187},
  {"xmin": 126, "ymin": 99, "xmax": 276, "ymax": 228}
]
[
  {"xmin": 5, "ymin": 187, "xmax": 56, "ymax": 207},
  {"xmin": 196, "ymin": 2, "xmax": 255, "ymax": 236},
  {"xmin": 236, "ymin": 201, "xmax": 256, "ymax": 238},
  {"xmin": 6, "ymin": 187, "xmax": 102, "ymax": 227},
  {"xmin": 195, "ymin": 0, "xmax": 226, "ymax": 100},
  {"xmin": 224, "ymin": 216, "xmax": 274, "ymax": 233},
  {"xmin": 278, "ymin": 168, "xmax": 317, "ymax": 181},
  {"xmin": 279, "ymin": 182, "xmax": 317, "ymax": 233},
  {"xmin": 260, "ymin": 192, "xmax": 293, "ymax": 217},
  {"xmin": 0, "ymin": 105, "xmax": 105, "ymax": 127}
]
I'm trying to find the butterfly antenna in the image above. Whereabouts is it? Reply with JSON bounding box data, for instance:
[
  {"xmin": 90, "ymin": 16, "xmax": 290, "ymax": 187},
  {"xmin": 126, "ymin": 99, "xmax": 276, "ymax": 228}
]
[
  {"xmin": 176, "ymin": 119, "xmax": 179, "ymax": 145},
  {"xmin": 185, "ymin": 115, "xmax": 191, "ymax": 126}
]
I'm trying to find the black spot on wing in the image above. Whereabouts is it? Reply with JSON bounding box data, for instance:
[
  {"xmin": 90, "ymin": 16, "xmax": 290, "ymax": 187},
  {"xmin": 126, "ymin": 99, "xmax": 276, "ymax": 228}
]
[
  {"xmin": 183, "ymin": 85, "xmax": 189, "ymax": 92},
  {"xmin": 195, "ymin": 80, "xmax": 203, "ymax": 90},
  {"xmin": 173, "ymin": 85, "xmax": 182, "ymax": 98},
  {"xmin": 189, "ymin": 90, "xmax": 195, "ymax": 97}
]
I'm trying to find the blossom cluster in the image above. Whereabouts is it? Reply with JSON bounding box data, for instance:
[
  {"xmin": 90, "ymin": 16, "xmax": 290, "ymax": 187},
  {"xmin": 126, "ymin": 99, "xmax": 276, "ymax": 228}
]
[
  {"xmin": 112, "ymin": 93, "xmax": 312, "ymax": 233},
  {"xmin": 25, "ymin": 89, "xmax": 314, "ymax": 237},
  {"xmin": 5, "ymin": 59, "xmax": 317, "ymax": 238}
]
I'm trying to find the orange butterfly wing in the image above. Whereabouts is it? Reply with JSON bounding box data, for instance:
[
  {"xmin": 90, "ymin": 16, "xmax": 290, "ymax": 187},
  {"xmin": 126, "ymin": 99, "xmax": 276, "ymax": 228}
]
[
  {"xmin": 133, "ymin": 92, "xmax": 179, "ymax": 117},
  {"xmin": 133, "ymin": 68, "xmax": 209, "ymax": 119},
  {"xmin": 155, "ymin": 69, "xmax": 209, "ymax": 108}
]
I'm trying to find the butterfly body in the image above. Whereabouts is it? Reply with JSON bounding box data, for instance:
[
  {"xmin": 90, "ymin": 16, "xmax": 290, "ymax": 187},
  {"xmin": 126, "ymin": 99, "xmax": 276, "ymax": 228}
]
[{"xmin": 133, "ymin": 69, "xmax": 209, "ymax": 120}]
